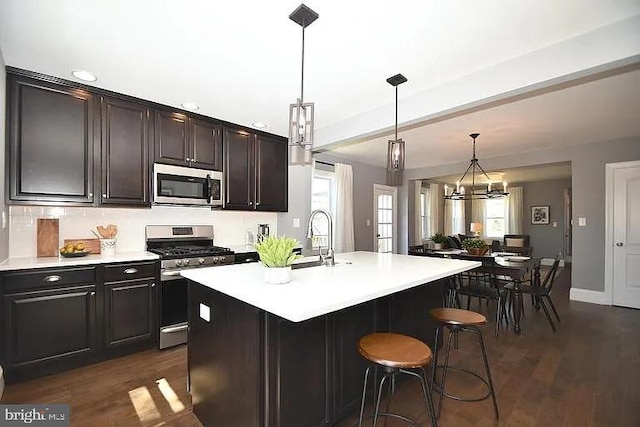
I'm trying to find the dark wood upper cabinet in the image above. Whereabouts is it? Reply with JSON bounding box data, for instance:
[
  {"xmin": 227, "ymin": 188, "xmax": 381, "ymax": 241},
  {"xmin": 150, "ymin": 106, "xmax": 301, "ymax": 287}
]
[
  {"xmin": 154, "ymin": 110, "xmax": 189, "ymax": 166},
  {"xmin": 8, "ymin": 76, "xmax": 95, "ymax": 204},
  {"xmin": 100, "ymin": 97, "xmax": 150, "ymax": 206},
  {"xmin": 224, "ymin": 128, "xmax": 254, "ymax": 210},
  {"xmin": 255, "ymin": 134, "xmax": 288, "ymax": 211},
  {"xmin": 154, "ymin": 111, "xmax": 223, "ymax": 171},
  {"xmin": 190, "ymin": 118, "xmax": 223, "ymax": 171},
  {"xmin": 224, "ymin": 128, "xmax": 288, "ymax": 212}
]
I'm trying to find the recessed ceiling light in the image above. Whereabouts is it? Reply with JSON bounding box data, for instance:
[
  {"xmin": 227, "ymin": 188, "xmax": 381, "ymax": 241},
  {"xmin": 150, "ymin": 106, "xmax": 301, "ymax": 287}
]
[
  {"xmin": 181, "ymin": 102, "xmax": 199, "ymax": 111},
  {"xmin": 71, "ymin": 70, "xmax": 97, "ymax": 82},
  {"xmin": 252, "ymin": 122, "xmax": 267, "ymax": 129}
]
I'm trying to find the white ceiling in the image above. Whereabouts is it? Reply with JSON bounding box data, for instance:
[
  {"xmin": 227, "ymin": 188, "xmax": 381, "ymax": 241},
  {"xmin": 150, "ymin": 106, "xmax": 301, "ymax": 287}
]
[{"xmin": 1, "ymin": 1, "xmax": 639, "ymax": 170}]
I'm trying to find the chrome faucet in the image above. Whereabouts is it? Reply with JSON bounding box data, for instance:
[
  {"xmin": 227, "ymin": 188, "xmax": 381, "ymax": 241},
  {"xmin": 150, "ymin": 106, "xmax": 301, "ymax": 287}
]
[{"xmin": 307, "ymin": 209, "xmax": 335, "ymax": 267}]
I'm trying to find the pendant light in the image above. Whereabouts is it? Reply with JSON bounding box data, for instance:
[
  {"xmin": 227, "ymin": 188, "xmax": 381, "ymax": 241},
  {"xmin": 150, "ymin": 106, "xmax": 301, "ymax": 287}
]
[
  {"xmin": 288, "ymin": 4, "xmax": 319, "ymax": 165},
  {"xmin": 443, "ymin": 133, "xmax": 509, "ymax": 200},
  {"xmin": 386, "ymin": 73, "xmax": 408, "ymax": 186}
]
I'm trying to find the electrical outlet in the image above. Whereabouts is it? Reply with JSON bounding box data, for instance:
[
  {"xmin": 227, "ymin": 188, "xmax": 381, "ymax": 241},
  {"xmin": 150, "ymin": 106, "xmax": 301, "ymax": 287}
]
[
  {"xmin": 366, "ymin": 219, "xmax": 371, "ymax": 226},
  {"xmin": 552, "ymin": 221, "xmax": 557, "ymax": 227},
  {"xmin": 199, "ymin": 303, "xmax": 211, "ymax": 322},
  {"xmin": 293, "ymin": 218, "xmax": 300, "ymax": 228}
]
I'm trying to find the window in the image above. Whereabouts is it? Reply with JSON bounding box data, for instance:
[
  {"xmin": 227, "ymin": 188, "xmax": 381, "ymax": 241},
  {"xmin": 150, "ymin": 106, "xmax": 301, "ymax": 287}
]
[
  {"xmin": 420, "ymin": 189, "xmax": 431, "ymax": 240},
  {"xmin": 310, "ymin": 169, "xmax": 335, "ymax": 248},
  {"xmin": 451, "ymin": 200, "xmax": 465, "ymax": 235},
  {"xmin": 485, "ymin": 198, "xmax": 506, "ymax": 238}
]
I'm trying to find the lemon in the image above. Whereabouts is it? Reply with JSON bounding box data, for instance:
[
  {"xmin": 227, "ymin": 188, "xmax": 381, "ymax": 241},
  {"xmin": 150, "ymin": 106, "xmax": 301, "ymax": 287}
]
[{"xmin": 76, "ymin": 243, "xmax": 85, "ymax": 251}]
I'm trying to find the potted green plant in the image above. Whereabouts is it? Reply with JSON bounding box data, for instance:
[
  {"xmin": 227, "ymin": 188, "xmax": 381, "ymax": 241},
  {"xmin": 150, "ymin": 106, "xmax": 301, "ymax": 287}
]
[
  {"xmin": 431, "ymin": 232, "xmax": 447, "ymax": 250},
  {"xmin": 254, "ymin": 235, "xmax": 303, "ymax": 284},
  {"xmin": 462, "ymin": 237, "xmax": 489, "ymax": 256}
]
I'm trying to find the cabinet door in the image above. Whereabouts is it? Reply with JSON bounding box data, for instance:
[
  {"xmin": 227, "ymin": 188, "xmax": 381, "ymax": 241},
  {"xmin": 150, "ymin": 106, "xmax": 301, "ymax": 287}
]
[
  {"xmin": 224, "ymin": 128, "xmax": 254, "ymax": 210},
  {"xmin": 190, "ymin": 118, "xmax": 223, "ymax": 171},
  {"xmin": 8, "ymin": 77, "xmax": 95, "ymax": 204},
  {"xmin": 255, "ymin": 135, "xmax": 288, "ymax": 211},
  {"xmin": 101, "ymin": 97, "xmax": 150, "ymax": 206},
  {"xmin": 154, "ymin": 110, "xmax": 189, "ymax": 166},
  {"xmin": 104, "ymin": 279, "xmax": 156, "ymax": 350},
  {"xmin": 3, "ymin": 285, "xmax": 98, "ymax": 380}
]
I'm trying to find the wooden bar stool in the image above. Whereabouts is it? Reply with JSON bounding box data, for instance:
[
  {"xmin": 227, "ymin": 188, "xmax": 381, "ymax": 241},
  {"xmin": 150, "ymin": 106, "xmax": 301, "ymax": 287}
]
[
  {"xmin": 429, "ymin": 308, "xmax": 499, "ymax": 419},
  {"xmin": 357, "ymin": 332, "xmax": 437, "ymax": 426}
]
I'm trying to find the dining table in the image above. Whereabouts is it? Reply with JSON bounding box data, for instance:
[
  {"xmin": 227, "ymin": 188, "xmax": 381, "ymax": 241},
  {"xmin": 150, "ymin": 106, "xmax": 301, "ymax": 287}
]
[{"xmin": 410, "ymin": 248, "xmax": 541, "ymax": 334}]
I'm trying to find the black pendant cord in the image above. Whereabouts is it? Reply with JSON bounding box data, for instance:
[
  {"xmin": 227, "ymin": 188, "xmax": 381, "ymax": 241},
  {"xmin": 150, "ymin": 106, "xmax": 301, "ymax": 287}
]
[
  {"xmin": 394, "ymin": 85, "xmax": 398, "ymax": 141},
  {"xmin": 300, "ymin": 24, "xmax": 305, "ymax": 102}
]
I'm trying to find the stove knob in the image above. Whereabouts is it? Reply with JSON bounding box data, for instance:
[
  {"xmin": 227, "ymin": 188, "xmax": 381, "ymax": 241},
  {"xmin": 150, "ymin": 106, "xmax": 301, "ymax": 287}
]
[
  {"xmin": 184, "ymin": 259, "xmax": 190, "ymax": 266},
  {"xmin": 220, "ymin": 256, "xmax": 226, "ymax": 262},
  {"xmin": 198, "ymin": 258, "xmax": 205, "ymax": 265},
  {"xmin": 213, "ymin": 256, "xmax": 219, "ymax": 263},
  {"xmin": 175, "ymin": 260, "xmax": 183, "ymax": 267}
]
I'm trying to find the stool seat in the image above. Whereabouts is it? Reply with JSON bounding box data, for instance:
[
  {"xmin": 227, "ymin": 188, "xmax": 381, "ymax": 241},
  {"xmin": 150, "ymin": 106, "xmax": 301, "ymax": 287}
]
[
  {"xmin": 359, "ymin": 332, "xmax": 433, "ymax": 369},
  {"xmin": 430, "ymin": 307, "xmax": 486, "ymax": 326}
]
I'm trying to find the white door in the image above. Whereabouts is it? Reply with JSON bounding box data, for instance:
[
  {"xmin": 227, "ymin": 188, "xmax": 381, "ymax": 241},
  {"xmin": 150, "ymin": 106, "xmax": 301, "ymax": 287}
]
[
  {"xmin": 610, "ymin": 162, "xmax": 640, "ymax": 309},
  {"xmin": 374, "ymin": 184, "xmax": 397, "ymax": 253}
]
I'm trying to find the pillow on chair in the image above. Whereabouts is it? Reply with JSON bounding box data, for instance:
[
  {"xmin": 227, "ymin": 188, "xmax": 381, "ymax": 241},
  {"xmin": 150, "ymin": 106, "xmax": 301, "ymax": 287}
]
[
  {"xmin": 447, "ymin": 236, "xmax": 462, "ymax": 249},
  {"xmin": 505, "ymin": 237, "xmax": 524, "ymax": 247}
]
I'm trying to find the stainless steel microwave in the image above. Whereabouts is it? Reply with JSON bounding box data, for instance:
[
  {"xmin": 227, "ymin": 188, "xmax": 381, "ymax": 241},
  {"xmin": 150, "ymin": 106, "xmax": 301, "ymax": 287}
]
[{"xmin": 153, "ymin": 163, "xmax": 223, "ymax": 207}]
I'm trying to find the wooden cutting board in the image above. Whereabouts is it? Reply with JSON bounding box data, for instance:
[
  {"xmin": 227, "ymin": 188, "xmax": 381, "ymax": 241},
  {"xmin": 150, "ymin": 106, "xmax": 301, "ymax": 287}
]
[
  {"xmin": 63, "ymin": 238, "xmax": 101, "ymax": 254},
  {"xmin": 37, "ymin": 219, "xmax": 59, "ymax": 257}
]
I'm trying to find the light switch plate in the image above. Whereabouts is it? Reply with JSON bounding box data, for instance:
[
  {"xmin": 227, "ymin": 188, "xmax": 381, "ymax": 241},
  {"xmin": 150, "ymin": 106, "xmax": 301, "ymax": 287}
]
[
  {"xmin": 366, "ymin": 219, "xmax": 371, "ymax": 226},
  {"xmin": 578, "ymin": 217, "xmax": 587, "ymax": 226},
  {"xmin": 199, "ymin": 303, "xmax": 211, "ymax": 322},
  {"xmin": 293, "ymin": 218, "xmax": 300, "ymax": 228},
  {"xmin": 552, "ymin": 221, "xmax": 557, "ymax": 227}
]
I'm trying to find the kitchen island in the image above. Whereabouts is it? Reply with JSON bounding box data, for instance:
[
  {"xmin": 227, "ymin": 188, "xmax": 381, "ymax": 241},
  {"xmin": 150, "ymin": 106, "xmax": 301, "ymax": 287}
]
[{"xmin": 182, "ymin": 251, "xmax": 479, "ymax": 427}]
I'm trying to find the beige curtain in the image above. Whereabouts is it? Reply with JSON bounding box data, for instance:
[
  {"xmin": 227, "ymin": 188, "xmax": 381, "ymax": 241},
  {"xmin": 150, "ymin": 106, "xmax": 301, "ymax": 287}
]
[
  {"xmin": 506, "ymin": 186, "xmax": 523, "ymax": 234},
  {"xmin": 429, "ymin": 183, "xmax": 440, "ymax": 235},
  {"xmin": 334, "ymin": 163, "xmax": 355, "ymax": 252}
]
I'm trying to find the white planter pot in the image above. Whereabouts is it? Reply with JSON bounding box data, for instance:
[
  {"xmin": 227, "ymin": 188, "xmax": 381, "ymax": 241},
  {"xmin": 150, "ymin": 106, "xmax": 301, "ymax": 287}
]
[
  {"xmin": 433, "ymin": 243, "xmax": 443, "ymax": 250},
  {"xmin": 264, "ymin": 266, "xmax": 292, "ymax": 284}
]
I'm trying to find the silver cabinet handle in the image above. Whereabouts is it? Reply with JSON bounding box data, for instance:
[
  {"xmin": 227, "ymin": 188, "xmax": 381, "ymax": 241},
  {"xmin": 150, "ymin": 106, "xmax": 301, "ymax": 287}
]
[
  {"xmin": 186, "ymin": 157, "xmax": 191, "ymax": 162},
  {"xmin": 616, "ymin": 242, "xmax": 624, "ymax": 247},
  {"xmin": 151, "ymin": 283, "xmax": 156, "ymax": 288},
  {"xmin": 124, "ymin": 268, "xmax": 138, "ymax": 274},
  {"xmin": 90, "ymin": 291, "xmax": 96, "ymax": 296},
  {"xmin": 102, "ymin": 193, "xmax": 107, "ymax": 198},
  {"xmin": 88, "ymin": 192, "xmax": 93, "ymax": 198},
  {"xmin": 44, "ymin": 275, "xmax": 61, "ymax": 282}
]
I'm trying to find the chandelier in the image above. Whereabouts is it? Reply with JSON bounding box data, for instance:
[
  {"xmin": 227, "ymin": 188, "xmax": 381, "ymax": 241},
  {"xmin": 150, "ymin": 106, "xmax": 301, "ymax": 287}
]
[
  {"xmin": 443, "ymin": 133, "xmax": 509, "ymax": 200},
  {"xmin": 386, "ymin": 73, "xmax": 407, "ymax": 186},
  {"xmin": 288, "ymin": 4, "xmax": 319, "ymax": 165}
]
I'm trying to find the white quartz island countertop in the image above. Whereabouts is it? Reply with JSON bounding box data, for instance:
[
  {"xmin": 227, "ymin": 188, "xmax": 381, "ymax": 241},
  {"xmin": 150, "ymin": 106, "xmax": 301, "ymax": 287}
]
[{"xmin": 181, "ymin": 251, "xmax": 481, "ymax": 322}]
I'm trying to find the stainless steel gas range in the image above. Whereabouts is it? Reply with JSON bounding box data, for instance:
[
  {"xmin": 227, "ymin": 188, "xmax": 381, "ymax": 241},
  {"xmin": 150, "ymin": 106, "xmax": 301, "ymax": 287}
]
[{"xmin": 146, "ymin": 225, "xmax": 234, "ymax": 349}]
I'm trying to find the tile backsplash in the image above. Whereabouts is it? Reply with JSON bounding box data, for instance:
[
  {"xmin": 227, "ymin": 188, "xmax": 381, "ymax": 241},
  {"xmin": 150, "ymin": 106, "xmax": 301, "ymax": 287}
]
[{"xmin": 9, "ymin": 205, "xmax": 278, "ymax": 258}]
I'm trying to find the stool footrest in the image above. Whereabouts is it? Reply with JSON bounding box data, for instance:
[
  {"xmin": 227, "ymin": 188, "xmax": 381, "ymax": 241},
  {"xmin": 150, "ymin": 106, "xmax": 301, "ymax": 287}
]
[{"xmin": 431, "ymin": 365, "xmax": 492, "ymax": 403}]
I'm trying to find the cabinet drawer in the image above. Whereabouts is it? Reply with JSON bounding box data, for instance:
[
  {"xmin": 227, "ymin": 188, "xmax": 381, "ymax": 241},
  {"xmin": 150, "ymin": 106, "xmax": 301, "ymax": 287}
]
[
  {"xmin": 104, "ymin": 262, "xmax": 157, "ymax": 282},
  {"xmin": 3, "ymin": 267, "xmax": 96, "ymax": 293}
]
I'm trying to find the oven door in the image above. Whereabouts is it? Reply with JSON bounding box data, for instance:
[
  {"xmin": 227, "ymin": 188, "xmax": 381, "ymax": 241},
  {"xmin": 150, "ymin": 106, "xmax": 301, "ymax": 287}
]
[
  {"xmin": 159, "ymin": 272, "xmax": 189, "ymax": 349},
  {"xmin": 153, "ymin": 163, "xmax": 223, "ymax": 207}
]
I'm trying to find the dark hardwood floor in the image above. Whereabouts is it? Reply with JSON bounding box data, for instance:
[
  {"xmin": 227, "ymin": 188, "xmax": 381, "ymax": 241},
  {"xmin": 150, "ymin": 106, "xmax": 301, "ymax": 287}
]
[{"xmin": 2, "ymin": 264, "xmax": 639, "ymax": 426}]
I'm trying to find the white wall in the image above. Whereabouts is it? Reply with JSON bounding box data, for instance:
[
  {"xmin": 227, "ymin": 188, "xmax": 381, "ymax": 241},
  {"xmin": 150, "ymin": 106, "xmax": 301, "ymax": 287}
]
[
  {"xmin": 0, "ymin": 48, "xmax": 9, "ymax": 262},
  {"xmin": 9, "ymin": 205, "xmax": 277, "ymax": 258}
]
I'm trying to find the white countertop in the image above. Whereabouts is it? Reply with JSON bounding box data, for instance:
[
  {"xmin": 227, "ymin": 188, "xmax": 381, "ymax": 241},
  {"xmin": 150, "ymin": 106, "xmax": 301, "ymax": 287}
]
[
  {"xmin": 181, "ymin": 251, "xmax": 480, "ymax": 322},
  {"xmin": 0, "ymin": 251, "xmax": 159, "ymax": 271}
]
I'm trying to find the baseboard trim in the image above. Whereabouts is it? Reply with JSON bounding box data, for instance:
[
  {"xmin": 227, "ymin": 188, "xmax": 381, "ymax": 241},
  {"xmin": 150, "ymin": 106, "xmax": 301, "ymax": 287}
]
[{"xmin": 569, "ymin": 288, "xmax": 609, "ymax": 305}]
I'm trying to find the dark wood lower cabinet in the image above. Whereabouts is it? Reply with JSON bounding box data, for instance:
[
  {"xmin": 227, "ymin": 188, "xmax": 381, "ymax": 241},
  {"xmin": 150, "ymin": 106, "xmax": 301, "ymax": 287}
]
[
  {"xmin": 188, "ymin": 279, "xmax": 445, "ymax": 427},
  {"xmin": 0, "ymin": 260, "xmax": 160, "ymax": 383},
  {"xmin": 104, "ymin": 279, "xmax": 155, "ymax": 350},
  {"xmin": 2, "ymin": 284, "xmax": 98, "ymax": 381}
]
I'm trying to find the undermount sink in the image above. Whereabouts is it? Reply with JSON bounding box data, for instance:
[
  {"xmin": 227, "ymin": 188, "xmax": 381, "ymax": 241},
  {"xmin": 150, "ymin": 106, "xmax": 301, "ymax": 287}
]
[{"xmin": 291, "ymin": 257, "xmax": 352, "ymax": 269}]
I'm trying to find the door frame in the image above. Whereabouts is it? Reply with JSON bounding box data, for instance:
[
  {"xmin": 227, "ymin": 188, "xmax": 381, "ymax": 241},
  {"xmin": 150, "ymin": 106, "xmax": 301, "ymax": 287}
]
[
  {"xmin": 604, "ymin": 160, "xmax": 640, "ymax": 305},
  {"xmin": 373, "ymin": 184, "xmax": 398, "ymax": 253}
]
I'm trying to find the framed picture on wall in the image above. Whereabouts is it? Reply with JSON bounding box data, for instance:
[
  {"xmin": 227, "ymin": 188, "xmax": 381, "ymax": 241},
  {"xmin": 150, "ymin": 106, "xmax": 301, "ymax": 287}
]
[{"xmin": 531, "ymin": 205, "xmax": 550, "ymax": 225}]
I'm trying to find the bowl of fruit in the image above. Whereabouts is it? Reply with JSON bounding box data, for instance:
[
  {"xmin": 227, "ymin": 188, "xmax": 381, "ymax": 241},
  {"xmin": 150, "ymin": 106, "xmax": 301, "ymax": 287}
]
[{"xmin": 59, "ymin": 243, "xmax": 90, "ymax": 258}]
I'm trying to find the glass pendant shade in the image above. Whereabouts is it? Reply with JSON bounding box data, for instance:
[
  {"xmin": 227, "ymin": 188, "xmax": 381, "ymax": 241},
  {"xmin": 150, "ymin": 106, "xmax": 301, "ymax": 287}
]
[
  {"xmin": 387, "ymin": 138, "xmax": 405, "ymax": 171},
  {"xmin": 288, "ymin": 99, "xmax": 315, "ymax": 165}
]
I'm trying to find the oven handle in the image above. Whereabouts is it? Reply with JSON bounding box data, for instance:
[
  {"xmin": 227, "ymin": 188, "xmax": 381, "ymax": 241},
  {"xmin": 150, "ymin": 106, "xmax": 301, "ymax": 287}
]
[{"xmin": 162, "ymin": 324, "xmax": 189, "ymax": 334}]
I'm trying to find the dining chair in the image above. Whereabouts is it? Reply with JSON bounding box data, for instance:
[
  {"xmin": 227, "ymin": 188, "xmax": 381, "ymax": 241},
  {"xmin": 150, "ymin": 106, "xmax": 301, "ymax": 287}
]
[
  {"xmin": 451, "ymin": 255, "xmax": 509, "ymax": 337},
  {"xmin": 502, "ymin": 234, "xmax": 533, "ymax": 256},
  {"xmin": 504, "ymin": 258, "xmax": 561, "ymax": 332}
]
